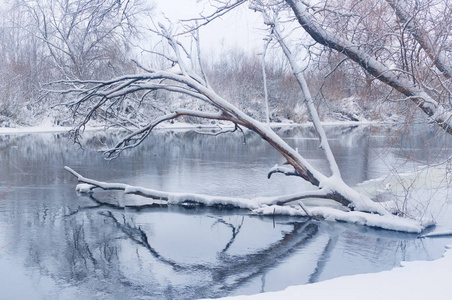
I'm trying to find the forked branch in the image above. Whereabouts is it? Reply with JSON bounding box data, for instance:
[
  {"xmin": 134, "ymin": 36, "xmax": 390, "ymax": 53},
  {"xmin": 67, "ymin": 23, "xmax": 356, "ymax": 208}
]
[{"xmin": 61, "ymin": 20, "xmax": 425, "ymax": 230}]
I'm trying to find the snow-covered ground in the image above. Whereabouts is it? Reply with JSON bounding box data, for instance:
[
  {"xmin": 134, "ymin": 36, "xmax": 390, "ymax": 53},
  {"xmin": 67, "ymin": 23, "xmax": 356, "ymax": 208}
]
[
  {"xmin": 207, "ymin": 243, "xmax": 452, "ymax": 300},
  {"xmin": 0, "ymin": 120, "xmax": 384, "ymax": 135},
  {"xmin": 208, "ymin": 164, "xmax": 452, "ymax": 300}
]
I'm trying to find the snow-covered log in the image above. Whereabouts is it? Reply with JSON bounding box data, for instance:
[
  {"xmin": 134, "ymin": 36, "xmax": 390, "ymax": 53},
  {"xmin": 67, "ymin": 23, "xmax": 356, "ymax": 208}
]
[
  {"xmin": 66, "ymin": 166, "xmax": 331, "ymax": 208},
  {"xmin": 66, "ymin": 167, "xmax": 428, "ymax": 233},
  {"xmin": 59, "ymin": 18, "xmax": 434, "ymax": 232}
]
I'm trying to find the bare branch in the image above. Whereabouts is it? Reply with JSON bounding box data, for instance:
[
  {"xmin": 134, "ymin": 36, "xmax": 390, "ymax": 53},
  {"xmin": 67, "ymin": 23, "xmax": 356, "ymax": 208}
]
[
  {"xmin": 267, "ymin": 164, "xmax": 300, "ymax": 179},
  {"xmin": 177, "ymin": 0, "xmax": 247, "ymax": 35},
  {"xmin": 386, "ymin": 0, "xmax": 452, "ymax": 79},
  {"xmin": 284, "ymin": 0, "xmax": 452, "ymax": 135},
  {"xmin": 265, "ymin": 8, "xmax": 342, "ymax": 178},
  {"xmin": 101, "ymin": 109, "xmax": 229, "ymax": 159}
]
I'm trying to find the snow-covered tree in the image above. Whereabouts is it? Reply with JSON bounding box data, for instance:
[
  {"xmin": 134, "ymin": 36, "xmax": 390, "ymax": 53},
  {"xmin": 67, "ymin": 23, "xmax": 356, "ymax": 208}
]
[
  {"xmin": 60, "ymin": 5, "xmax": 435, "ymax": 233},
  {"xmin": 0, "ymin": 0, "xmax": 154, "ymax": 126},
  {"xmin": 14, "ymin": 0, "xmax": 150, "ymax": 80},
  {"xmin": 283, "ymin": 0, "xmax": 452, "ymax": 134}
]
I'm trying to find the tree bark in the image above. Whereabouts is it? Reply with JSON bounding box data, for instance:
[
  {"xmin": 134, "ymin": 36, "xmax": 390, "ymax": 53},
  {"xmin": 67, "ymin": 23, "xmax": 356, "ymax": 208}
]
[{"xmin": 285, "ymin": 0, "xmax": 452, "ymax": 135}]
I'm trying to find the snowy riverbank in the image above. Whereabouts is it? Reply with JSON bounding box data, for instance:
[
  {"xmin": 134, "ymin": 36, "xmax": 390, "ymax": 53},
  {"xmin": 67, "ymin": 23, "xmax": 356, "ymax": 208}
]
[
  {"xmin": 2, "ymin": 121, "xmax": 450, "ymax": 300},
  {"xmin": 0, "ymin": 119, "xmax": 391, "ymax": 135},
  {"xmin": 208, "ymin": 243, "xmax": 452, "ymax": 300},
  {"xmin": 207, "ymin": 164, "xmax": 452, "ymax": 299}
]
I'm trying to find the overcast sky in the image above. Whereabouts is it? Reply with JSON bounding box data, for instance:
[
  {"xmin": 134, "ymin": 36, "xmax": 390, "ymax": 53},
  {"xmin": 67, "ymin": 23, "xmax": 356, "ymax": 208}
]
[
  {"xmin": 0, "ymin": 0, "xmax": 8, "ymax": 11},
  {"xmin": 0, "ymin": 0, "xmax": 266, "ymax": 54},
  {"xmin": 154, "ymin": 0, "xmax": 266, "ymax": 54}
]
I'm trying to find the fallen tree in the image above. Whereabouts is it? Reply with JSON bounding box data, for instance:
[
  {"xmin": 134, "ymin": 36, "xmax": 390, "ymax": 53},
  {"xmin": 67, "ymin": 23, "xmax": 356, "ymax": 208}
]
[{"xmin": 56, "ymin": 14, "xmax": 436, "ymax": 232}]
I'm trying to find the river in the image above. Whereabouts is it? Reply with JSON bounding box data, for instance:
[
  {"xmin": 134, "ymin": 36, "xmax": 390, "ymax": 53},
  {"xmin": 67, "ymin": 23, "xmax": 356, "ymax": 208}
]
[{"xmin": 0, "ymin": 124, "xmax": 451, "ymax": 299}]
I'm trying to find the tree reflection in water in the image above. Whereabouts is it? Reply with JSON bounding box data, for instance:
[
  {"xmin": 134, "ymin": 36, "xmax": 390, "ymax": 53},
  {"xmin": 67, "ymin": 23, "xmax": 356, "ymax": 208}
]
[
  {"xmin": 61, "ymin": 198, "xmax": 320, "ymax": 299},
  {"xmin": 0, "ymin": 126, "xmax": 451, "ymax": 299}
]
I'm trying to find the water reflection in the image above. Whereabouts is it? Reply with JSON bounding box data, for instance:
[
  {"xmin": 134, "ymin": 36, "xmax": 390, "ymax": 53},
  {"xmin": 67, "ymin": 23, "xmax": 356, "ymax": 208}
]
[{"xmin": 0, "ymin": 125, "xmax": 451, "ymax": 299}]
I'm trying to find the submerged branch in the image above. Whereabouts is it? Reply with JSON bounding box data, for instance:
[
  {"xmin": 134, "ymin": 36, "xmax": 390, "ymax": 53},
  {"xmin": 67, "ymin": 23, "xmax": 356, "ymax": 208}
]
[
  {"xmin": 65, "ymin": 167, "xmax": 428, "ymax": 233},
  {"xmin": 65, "ymin": 166, "xmax": 332, "ymax": 208}
]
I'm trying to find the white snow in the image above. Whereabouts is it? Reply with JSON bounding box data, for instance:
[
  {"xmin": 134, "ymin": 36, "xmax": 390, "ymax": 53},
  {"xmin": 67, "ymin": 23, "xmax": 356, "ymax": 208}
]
[
  {"xmin": 0, "ymin": 121, "xmax": 320, "ymax": 135},
  {"xmin": 75, "ymin": 183, "xmax": 95, "ymax": 194},
  {"xmin": 253, "ymin": 205, "xmax": 426, "ymax": 233},
  {"xmin": 207, "ymin": 161, "xmax": 452, "ymax": 300},
  {"xmin": 3, "ymin": 123, "xmax": 450, "ymax": 300},
  {"xmin": 206, "ymin": 244, "xmax": 452, "ymax": 300}
]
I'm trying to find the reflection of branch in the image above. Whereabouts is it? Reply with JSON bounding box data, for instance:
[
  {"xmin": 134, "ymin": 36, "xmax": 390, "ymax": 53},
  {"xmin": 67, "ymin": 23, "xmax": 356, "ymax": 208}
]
[
  {"xmin": 64, "ymin": 193, "xmax": 130, "ymax": 216},
  {"xmin": 99, "ymin": 211, "xmax": 185, "ymax": 270},
  {"xmin": 64, "ymin": 204, "xmax": 104, "ymax": 217},
  {"xmin": 308, "ymin": 236, "xmax": 338, "ymax": 283},
  {"xmin": 213, "ymin": 220, "xmax": 319, "ymax": 293},
  {"xmin": 67, "ymin": 203, "xmax": 321, "ymax": 297},
  {"xmin": 210, "ymin": 216, "xmax": 245, "ymax": 253}
]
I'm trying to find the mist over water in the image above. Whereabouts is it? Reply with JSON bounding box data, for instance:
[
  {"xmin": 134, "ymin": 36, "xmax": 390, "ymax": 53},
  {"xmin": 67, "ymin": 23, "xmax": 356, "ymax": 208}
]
[{"xmin": 0, "ymin": 125, "xmax": 451, "ymax": 299}]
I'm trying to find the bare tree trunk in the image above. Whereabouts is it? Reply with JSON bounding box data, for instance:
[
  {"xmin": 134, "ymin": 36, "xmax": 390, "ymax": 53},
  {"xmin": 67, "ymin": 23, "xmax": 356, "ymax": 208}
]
[
  {"xmin": 386, "ymin": 0, "xmax": 452, "ymax": 79},
  {"xmin": 285, "ymin": 0, "xmax": 452, "ymax": 135},
  {"xmin": 58, "ymin": 6, "xmax": 431, "ymax": 232}
]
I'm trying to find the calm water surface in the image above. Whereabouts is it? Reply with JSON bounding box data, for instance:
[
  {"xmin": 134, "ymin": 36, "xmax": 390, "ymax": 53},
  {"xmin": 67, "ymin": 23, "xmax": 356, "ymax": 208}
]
[{"xmin": 0, "ymin": 125, "xmax": 451, "ymax": 299}]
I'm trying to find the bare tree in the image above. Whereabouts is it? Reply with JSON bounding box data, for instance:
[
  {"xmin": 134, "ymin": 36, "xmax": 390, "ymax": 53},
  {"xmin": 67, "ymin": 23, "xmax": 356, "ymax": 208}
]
[
  {"xmin": 0, "ymin": 0, "xmax": 154, "ymax": 126},
  {"xmin": 13, "ymin": 0, "xmax": 151, "ymax": 80},
  {"xmin": 0, "ymin": 4, "xmax": 43, "ymax": 126},
  {"xmin": 60, "ymin": 11, "xmax": 429, "ymax": 233},
  {"xmin": 284, "ymin": 0, "xmax": 452, "ymax": 134}
]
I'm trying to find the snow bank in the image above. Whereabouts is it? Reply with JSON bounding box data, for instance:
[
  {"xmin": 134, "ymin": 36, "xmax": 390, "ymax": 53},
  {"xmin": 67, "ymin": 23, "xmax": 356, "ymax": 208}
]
[
  {"xmin": 0, "ymin": 119, "xmax": 386, "ymax": 135},
  {"xmin": 205, "ymin": 244, "xmax": 452, "ymax": 300}
]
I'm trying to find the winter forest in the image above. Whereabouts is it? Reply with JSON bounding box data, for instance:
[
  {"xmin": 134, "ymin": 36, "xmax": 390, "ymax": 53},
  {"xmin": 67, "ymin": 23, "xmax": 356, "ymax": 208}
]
[
  {"xmin": 1, "ymin": 0, "xmax": 452, "ymax": 299},
  {"xmin": 2, "ymin": 0, "xmax": 439, "ymax": 127}
]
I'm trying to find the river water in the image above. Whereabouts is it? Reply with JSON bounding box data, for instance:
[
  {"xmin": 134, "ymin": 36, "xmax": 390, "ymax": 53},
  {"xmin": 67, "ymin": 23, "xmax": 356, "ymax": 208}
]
[{"xmin": 0, "ymin": 124, "xmax": 451, "ymax": 299}]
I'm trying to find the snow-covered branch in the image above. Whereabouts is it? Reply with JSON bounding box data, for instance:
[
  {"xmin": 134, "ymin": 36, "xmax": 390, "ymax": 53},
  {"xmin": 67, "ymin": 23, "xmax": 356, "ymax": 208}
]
[
  {"xmin": 268, "ymin": 10, "xmax": 342, "ymax": 178},
  {"xmin": 65, "ymin": 166, "xmax": 326, "ymax": 208},
  {"xmin": 267, "ymin": 164, "xmax": 300, "ymax": 179},
  {"xmin": 65, "ymin": 167, "xmax": 428, "ymax": 233},
  {"xmin": 59, "ymin": 16, "xmax": 433, "ymax": 232},
  {"xmin": 284, "ymin": 0, "xmax": 452, "ymax": 135},
  {"xmin": 386, "ymin": 0, "xmax": 452, "ymax": 79}
]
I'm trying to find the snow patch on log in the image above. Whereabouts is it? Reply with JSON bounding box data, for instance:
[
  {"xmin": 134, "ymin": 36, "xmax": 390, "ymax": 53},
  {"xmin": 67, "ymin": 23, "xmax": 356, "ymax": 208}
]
[
  {"xmin": 76, "ymin": 183, "xmax": 95, "ymax": 194},
  {"xmin": 319, "ymin": 175, "xmax": 389, "ymax": 215},
  {"xmin": 253, "ymin": 205, "xmax": 427, "ymax": 233}
]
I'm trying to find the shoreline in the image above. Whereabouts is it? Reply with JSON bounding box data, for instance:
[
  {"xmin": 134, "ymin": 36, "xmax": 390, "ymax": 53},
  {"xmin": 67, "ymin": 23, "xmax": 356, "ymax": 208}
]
[{"xmin": 0, "ymin": 120, "xmax": 400, "ymax": 135}]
